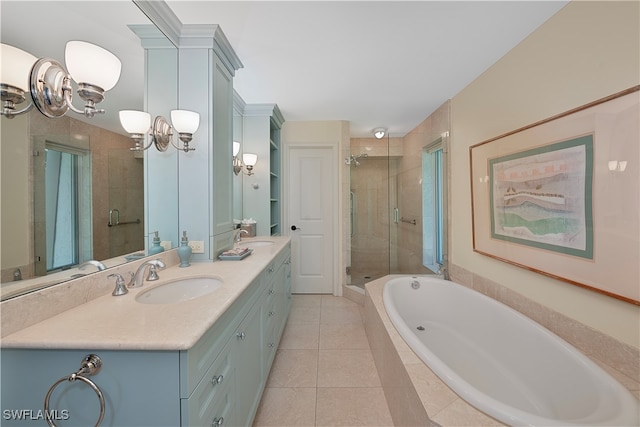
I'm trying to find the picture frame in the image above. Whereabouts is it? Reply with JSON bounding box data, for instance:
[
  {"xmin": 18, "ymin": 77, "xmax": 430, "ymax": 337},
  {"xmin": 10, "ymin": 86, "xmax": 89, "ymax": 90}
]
[{"xmin": 470, "ymin": 86, "xmax": 639, "ymax": 305}]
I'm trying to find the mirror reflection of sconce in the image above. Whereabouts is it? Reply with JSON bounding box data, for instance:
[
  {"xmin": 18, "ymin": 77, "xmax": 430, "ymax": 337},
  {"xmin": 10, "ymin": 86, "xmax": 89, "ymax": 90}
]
[
  {"xmin": 233, "ymin": 141, "xmax": 243, "ymax": 174},
  {"xmin": 231, "ymin": 141, "xmax": 258, "ymax": 176},
  {"xmin": 242, "ymin": 153, "xmax": 258, "ymax": 176},
  {"xmin": 608, "ymin": 160, "xmax": 627, "ymax": 172},
  {"xmin": 119, "ymin": 109, "xmax": 200, "ymax": 152},
  {"xmin": 1, "ymin": 41, "xmax": 122, "ymax": 119}
]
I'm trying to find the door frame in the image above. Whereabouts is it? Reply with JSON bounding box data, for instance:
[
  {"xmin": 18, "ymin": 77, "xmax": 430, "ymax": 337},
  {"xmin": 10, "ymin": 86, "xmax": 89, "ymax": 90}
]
[{"xmin": 283, "ymin": 143, "xmax": 342, "ymax": 296}]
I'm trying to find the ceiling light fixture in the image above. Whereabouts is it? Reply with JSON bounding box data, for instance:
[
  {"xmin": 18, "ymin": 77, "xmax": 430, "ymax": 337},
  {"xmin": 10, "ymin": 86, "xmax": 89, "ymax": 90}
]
[{"xmin": 373, "ymin": 128, "xmax": 386, "ymax": 139}]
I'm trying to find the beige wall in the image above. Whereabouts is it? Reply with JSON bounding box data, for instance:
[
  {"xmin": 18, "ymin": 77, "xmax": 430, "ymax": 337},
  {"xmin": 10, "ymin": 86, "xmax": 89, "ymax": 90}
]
[{"xmin": 450, "ymin": 1, "xmax": 639, "ymax": 348}]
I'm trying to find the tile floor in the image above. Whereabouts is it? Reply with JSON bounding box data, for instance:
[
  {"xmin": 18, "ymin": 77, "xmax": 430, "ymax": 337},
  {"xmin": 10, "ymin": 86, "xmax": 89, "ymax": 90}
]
[{"xmin": 253, "ymin": 294, "xmax": 394, "ymax": 426}]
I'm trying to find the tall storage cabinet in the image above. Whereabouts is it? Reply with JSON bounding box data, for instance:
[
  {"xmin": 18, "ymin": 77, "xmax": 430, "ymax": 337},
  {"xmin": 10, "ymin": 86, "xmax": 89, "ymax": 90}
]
[
  {"xmin": 174, "ymin": 25, "xmax": 243, "ymax": 260},
  {"xmin": 242, "ymin": 104, "xmax": 285, "ymax": 236}
]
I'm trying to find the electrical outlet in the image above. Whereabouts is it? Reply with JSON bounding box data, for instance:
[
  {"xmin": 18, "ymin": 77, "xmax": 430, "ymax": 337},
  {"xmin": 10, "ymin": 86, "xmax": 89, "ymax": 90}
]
[
  {"xmin": 188, "ymin": 240, "xmax": 205, "ymax": 254},
  {"xmin": 160, "ymin": 241, "xmax": 172, "ymax": 251}
]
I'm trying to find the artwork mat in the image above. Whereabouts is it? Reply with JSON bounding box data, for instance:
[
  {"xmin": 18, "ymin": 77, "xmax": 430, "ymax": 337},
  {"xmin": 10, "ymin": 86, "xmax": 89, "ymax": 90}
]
[
  {"xmin": 489, "ymin": 134, "xmax": 593, "ymax": 258},
  {"xmin": 470, "ymin": 87, "xmax": 639, "ymax": 305}
]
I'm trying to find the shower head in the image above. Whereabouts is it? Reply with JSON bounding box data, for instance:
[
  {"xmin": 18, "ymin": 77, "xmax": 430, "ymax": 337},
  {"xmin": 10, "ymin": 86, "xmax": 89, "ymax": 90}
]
[{"xmin": 345, "ymin": 153, "xmax": 368, "ymax": 167}]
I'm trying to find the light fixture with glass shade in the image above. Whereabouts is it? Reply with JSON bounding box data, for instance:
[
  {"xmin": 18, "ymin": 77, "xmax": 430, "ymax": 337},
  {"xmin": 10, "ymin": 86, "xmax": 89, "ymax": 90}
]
[
  {"xmin": 119, "ymin": 110, "xmax": 152, "ymax": 151},
  {"xmin": 242, "ymin": 153, "xmax": 258, "ymax": 176},
  {"xmin": 30, "ymin": 41, "xmax": 121, "ymax": 118},
  {"xmin": 1, "ymin": 43, "xmax": 37, "ymax": 118},
  {"xmin": 373, "ymin": 128, "xmax": 386, "ymax": 139},
  {"xmin": 233, "ymin": 141, "xmax": 243, "ymax": 175},
  {"xmin": 169, "ymin": 109, "xmax": 200, "ymax": 152},
  {"xmin": 119, "ymin": 109, "xmax": 200, "ymax": 152}
]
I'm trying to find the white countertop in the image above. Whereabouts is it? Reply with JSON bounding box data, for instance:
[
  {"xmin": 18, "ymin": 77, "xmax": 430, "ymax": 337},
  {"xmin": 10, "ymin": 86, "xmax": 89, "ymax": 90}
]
[{"xmin": 1, "ymin": 237, "xmax": 290, "ymax": 351}]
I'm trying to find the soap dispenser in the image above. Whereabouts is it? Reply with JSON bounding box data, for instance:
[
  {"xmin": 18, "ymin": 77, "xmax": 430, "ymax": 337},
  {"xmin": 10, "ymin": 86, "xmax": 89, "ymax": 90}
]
[
  {"xmin": 148, "ymin": 231, "xmax": 165, "ymax": 255},
  {"xmin": 178, "ymin": 230, "xmax": 192, "ymax": 268}
]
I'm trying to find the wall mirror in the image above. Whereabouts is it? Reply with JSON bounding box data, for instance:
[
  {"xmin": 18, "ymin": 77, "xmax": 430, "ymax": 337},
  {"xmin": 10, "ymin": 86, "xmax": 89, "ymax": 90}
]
[
  {"xmin": 232, "ymin": 102, "xmax": 244, "ymax": 224},
  {"xmin": 0, "ymin": 1, "xmax": 178, "ymax": 300}
]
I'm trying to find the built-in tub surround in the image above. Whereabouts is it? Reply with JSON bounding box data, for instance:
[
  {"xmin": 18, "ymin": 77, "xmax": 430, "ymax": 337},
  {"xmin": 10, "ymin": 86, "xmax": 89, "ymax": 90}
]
[
  {"xmin": 364, "ymin": 275, "xmax": 640, "ymax": 426},
  {"xmin": 384, "ymin": 276, "xmax": 638, "ymax": 426},
  {"xmin": 1, "ymin": 237, "xmax": 290, "ymax": 346}
]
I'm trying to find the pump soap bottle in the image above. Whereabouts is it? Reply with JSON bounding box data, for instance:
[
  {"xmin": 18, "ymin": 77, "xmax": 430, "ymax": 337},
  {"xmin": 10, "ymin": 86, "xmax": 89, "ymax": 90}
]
[
  {"xmin": 178, "ymin": 230, "xmax": 192, "ymax": 267},
  {"xmin": 148, "ymin": 231, "xmax": 165, "ymax": 255}
]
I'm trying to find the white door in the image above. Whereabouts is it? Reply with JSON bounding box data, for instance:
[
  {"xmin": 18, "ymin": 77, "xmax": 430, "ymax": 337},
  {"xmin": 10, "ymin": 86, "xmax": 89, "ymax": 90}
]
[{"xmin": 288, "ymin": 146, "xmax": 335, "ymax": 294}]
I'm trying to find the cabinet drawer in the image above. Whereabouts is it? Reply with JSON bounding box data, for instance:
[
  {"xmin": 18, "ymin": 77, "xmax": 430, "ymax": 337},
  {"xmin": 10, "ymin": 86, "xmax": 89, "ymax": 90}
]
[
  {"xmin": 180, "ymin": 277, "xmax": 262, "ymax": 397},
  {"xmin": 181, "ymin": 340, "xmax": 234, "ymax": 426}
]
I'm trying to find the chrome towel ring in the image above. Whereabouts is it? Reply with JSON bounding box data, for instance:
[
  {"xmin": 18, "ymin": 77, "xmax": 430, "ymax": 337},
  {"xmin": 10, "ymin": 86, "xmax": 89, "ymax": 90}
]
[{"xmin": 44, "ymin": 354, "xmax": 105, "ymax": 427}]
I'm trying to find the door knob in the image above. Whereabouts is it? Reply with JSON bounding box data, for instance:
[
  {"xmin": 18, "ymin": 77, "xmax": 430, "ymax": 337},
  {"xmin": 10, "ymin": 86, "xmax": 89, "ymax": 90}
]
[{"xmin": 291, "ymin": 225, "xmax": 301, "ymax": 231}]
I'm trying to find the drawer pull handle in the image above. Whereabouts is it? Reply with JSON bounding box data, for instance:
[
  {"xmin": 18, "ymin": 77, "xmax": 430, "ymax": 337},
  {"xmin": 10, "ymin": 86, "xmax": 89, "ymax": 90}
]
[
  {"xmin": 211, "ymin": 375, "xmax": 224, "ymax": 385},
  {"xmin": 268, "ymin": 289, "xmax": 275, "ymax": 295},
  {"xmin": 212, "ymin": 416, "xmax": 224, "ymax": 426},
  {"xmin": 236, "ymin": 331, "xmax": 246, "ymax": 340},
  {"xmin": 268, "ymin": 342, "xmax": 275, "ymax": 348},
  {"xmin": 268, "ymin": 311, "xmax": 275, "ymax": 317},
  {"xmin": 268, "ymin": 267, "xmax": 274, "ymax": 273}
]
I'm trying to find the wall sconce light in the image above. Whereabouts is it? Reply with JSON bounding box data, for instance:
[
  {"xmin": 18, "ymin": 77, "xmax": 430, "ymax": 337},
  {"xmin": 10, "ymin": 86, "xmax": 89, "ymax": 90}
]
[
  {"xmin": 231, "ymin": 141, "xmax": 258, "ymax": 175},
  {"xmin": 233, "ymin": 141, "xmax": 243, "ymax": 174},
  {"xmin": 119, "ymin": 109, "xmax": 200, "ymax": 152},
  {"xmin": 1, "ymin": 44, "xmax": 37, "ymax": 117},
  {"xmin": 243, "ymin": 153, "xmax": 258, "ymax": 176},
  {"xmin": 373, "ymin": 128, "xmax": 386, "ymax": 139},
  {"xmin": 31, "ymin": 41, "xmax": 121, "ymax": 118}
]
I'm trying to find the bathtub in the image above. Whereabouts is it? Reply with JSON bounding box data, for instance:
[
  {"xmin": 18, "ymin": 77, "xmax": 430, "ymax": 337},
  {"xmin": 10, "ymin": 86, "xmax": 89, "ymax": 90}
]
[{"xmin": 382, "ymin": 276, "xmax": 639, "ymax": 426}]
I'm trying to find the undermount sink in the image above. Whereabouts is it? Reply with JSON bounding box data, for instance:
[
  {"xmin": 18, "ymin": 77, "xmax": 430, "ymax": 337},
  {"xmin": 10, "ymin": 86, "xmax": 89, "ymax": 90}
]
[
  {"xmin": 136, "ymin": 277, "xmax": 223, "ymax": 304},
  {"xmin": 243, "ymin": 240, "xmax": 274, "ymax": 247}
]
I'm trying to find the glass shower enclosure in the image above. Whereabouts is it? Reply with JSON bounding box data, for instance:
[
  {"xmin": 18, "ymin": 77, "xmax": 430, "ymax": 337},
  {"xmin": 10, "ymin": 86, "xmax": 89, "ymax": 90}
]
[{"xmin": 347, "ymin": 134, "xmax": 435, "ymax": 289}]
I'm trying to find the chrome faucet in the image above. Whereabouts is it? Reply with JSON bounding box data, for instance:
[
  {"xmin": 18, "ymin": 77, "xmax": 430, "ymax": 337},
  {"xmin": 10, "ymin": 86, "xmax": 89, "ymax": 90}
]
[
  {"xmin": 79, "ymin": 260, "xmax": 107, "ymax": 272},
  {"xmin": 131, "ymin": 259, "xmax": 166, "ymax": 288},
  {"xmin": 235, "ymin": 229, "xmax": 249, "ymax": 244},
  {"xmin": 108, "ymin": 273, "xmax": 130, "ymax": 296}
]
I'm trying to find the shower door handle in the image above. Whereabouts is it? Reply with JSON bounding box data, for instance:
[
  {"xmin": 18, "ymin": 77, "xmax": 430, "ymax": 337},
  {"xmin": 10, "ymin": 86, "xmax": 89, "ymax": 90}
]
[{"xmin": 291, "ymin": 225, "xmax": 301, "ymax": 231}]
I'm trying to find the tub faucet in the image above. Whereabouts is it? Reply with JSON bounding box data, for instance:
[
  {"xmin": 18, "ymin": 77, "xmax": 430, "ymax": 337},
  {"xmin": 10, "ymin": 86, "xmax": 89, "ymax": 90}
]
[
  {"xmin": 235, "ymin": 229, "xmax": 249, "ymax": 244},
  {"xmin": 79, "ymin": 260, "xmax": 107, "ymax": 272},
  {"xmin": 436, "ymin": 264, "xmax": 448, "ymax": 280},
  {"xmin": 131, "ymin": 259, "xmax": 166, "ymax": 288}
]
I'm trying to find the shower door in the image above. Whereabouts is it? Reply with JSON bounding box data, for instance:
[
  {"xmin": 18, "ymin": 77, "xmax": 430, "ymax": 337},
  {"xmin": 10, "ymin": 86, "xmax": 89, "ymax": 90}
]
[
  {"xmin": 348, "ymin": 135, "xmax": 399, "ymax": 288},
  {"xmin": 348, "ymin": 133, "xmax": 434, "ymax": 289}
]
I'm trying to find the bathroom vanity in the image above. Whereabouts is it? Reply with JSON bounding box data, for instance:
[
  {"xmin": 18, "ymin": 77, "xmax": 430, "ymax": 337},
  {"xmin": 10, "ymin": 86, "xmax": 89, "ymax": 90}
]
[{"xmin": 1, "ymin": 238, "xmax": 291, "ymax": 427}]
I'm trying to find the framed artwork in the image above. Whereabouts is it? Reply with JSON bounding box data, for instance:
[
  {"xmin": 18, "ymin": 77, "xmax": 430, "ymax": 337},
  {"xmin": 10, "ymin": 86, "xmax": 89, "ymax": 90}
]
[{"xmin": 470, "ymin": 86, "xmax": 639, "ymax": 305}]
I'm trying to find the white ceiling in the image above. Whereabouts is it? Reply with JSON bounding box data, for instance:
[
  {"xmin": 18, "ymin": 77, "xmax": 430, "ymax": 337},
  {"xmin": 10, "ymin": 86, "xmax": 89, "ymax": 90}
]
[{"xmin": 2, "ymin": 1, "xmax": 568, "ymax": 138}]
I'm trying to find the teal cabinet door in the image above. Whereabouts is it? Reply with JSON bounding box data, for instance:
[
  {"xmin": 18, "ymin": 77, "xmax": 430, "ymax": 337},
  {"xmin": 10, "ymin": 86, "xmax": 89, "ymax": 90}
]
[
  {"xmin": 233, "ymin": 297, "xmax": 264, "ymax": 427},
  {"xmin": 1, "ymin": 349, "xmax": 180, "ymax": 427}
]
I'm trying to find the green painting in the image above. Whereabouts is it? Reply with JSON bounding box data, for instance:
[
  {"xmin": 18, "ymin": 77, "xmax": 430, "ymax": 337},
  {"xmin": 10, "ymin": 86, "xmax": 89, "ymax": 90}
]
[{"xmin": 489, "ymin": 135, "xmax": 594, "ymax": 259}]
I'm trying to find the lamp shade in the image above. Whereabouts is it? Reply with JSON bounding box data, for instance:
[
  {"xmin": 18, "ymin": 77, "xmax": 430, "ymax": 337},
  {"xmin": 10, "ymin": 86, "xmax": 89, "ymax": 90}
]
[
  {"xmin": 171, "ymin": 110, "xmax": 200, "ymax": 134},
  {"xmin": 243, "ymin": 153, "xmax": 258, "ymax": 166},
  {"xmin": 119, "ymin": 110, "xmax": 151, "ymax": 134},
  {"xmin": 65, "ymin": 41, "xmax": 121, "ymax": 91},
  {"xmin": 1, "ymin": 43, "xmax": 36, "ymax": 92},
  {"xmin": 233, "ymin": 141, "xmax": 241, "ymax": 157}
]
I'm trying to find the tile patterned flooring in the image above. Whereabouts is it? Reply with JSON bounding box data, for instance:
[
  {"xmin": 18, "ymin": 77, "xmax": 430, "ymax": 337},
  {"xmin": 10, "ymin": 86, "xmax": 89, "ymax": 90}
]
[{"xmin": 253, "ymin": 294, "xmax": 394, "ymax": 426}]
